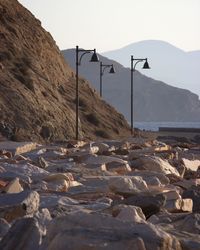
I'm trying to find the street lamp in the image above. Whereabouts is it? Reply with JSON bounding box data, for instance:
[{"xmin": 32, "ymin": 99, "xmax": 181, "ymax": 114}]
[
  {"xmin": 100, "ymin": 62, "xmax": 115, "ymax": 97},
  {"xmin": 75, "ymin": 45, "xmax": 99, "ymax": 140},
  {"xmin": 131, "ymin": 55, "xmax": 150, "ymax": 135}
]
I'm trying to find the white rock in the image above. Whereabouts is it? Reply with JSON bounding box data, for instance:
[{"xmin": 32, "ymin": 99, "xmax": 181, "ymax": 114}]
[
  {"xmin": 182, "ymin": 158, "xmax": 200, "ymax": 172},
  {"xmin": 133, "ymin": 156, "xmax": 180, "ymax": 176},
  {"xmin": 43, "ymin": 173, "xmax": 74, "ymax": 182},
  {"xmin": 0, "ymin": 191, "xmax": 40, "ymax": 222},
  {"xmin": 130, "ymin": 171, "xmax": 170, "ymax": 186},
  {"xmin": 109, "ymin": 176, "xmax": 148, "ymax": 194},
  {"xmin": 105, "ymin": 161, "xmax": 131, "ymax": 174},
  {"xmin": 1, "ymin": 162, "xmax": 49, "ymax": 178},
  {"xmin": 165, "ymin": 199, "xmax": 182, "ymax": 212},
  {"xmin": 92, "ymin": 142, "xmax": 109, "ymax": 153},
  {"xmin": 165, "ymin": 198, "xmax": 193, "ymax": 212},
  {"xmin": 181, "ymin": 199, "xmax": 193, "ymax": 212},
  {"xmin": 3, "ymin": 177, "xmax": 23, "ymax": 194},
  {"xmin": 114, "ymin": 205, "xmax": 146, "ymax": 223},
  {"xmin": 0, "ymin": 141, "xmax": 37, "ymax": 156},
  {"xmin": 70, "ymin": 181, "xmax": 82, "ymax": 187},
  {"xmin": 46, "ymin": 179, "xmax": 69, "ymax": 192},
  {"xmin": 80, "ymin": 143, "xmax": 99, "ymax": 154},
  {"xmin": 96, "ymin": 197, "xmax": 113, "ymax": 205},
  {"xmin": 163, "ymin": 190, "xmax": 181, "ymax": 200}
]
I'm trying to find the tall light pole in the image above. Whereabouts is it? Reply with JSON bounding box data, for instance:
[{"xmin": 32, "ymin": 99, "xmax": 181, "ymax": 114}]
[
  {"xmin": 75, "ymin": 45, "xmax": 99, "ymax": 140},
  {"xmin": 100, "ymin": 62, "xmax": 115, "ymax": 97},
  {"xmin": 131, "ymin": 55, "xmax": 150, "ymax": 135}
]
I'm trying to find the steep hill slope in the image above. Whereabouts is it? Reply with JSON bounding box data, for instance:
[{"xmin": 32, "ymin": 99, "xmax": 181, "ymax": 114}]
[
  {"xmin": 0, "ymin": 0, "xmax": 130, "ymax": 142},
  {"xmin": 102, "ymin": 40, "xmax": 200, "ymax": 97},
  {"xmin": 62, "ymin": 49, "xmax": 200, "ymax": 122}
]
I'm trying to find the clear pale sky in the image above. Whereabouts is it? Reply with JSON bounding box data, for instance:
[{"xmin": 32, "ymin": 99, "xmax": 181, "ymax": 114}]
[{"xmin": 18, "ymin": 0, "xmax": 200, "ymax": 52}]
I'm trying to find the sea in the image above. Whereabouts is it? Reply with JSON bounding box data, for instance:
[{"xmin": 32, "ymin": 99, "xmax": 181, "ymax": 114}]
[{"xmin": 134, "ymin": 122, "xmax": 200, "ymax": 131}]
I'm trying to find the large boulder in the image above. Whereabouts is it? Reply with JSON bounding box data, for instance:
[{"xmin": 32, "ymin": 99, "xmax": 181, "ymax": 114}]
[
  {"xmin": 109, "ymin": 176, "xmax": 148, "ymax": 195},
  {"xmin": 131, "ymin": 156, "xmax": 180, "ymax": 176},
  {"xmin": 112, "ymin": 204, "xmax": 146, "ymax": 223},
  {"xmin": 129, "ymin": 170, "xmax": 170, "ymax": 186},
  {"xmin": 40, "ymin": 211, "xmax": 181, "ymax": 250},
  {"xmin": 0, "ymin": 191, "xmax": 40, "ymax": 222}
]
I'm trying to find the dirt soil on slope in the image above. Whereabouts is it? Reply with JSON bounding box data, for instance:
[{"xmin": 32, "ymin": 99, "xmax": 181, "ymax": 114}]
[{"xmin": 0, "ymin": 0, "xmax": 130, "ymax": 143}]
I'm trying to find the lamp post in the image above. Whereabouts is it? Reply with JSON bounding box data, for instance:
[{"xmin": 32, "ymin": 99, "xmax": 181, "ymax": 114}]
[
  {"xmin": 131, "ymin": 55, "xmax": 150, "ymax": 135},
  {"xmin": 75, "ymin": 45, "xmax": 99, "ymax": 140},
  {"xmin": 100, "ymin": 62, "xmax": 115, "ymax": 97}
]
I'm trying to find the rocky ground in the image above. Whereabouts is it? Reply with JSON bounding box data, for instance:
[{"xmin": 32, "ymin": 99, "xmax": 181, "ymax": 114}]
[{"xmin": 0, "ymin": 135, "xmax": 200, "ymax": 250}]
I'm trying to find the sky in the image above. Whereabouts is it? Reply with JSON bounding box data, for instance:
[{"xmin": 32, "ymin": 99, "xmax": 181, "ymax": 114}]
[{"xmin": 18, "ymin": 0, "xmax": 200, "ymax": 53}]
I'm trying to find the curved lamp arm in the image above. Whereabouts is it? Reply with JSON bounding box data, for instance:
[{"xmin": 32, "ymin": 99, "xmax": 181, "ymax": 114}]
[
  {"xmin": 133, "ymin": 60, "xmax": 144, "ymax": 71},
  {"xmin": 101, "ymin": 64, "xmax": 113, "ymax": 75},
  {"xmin": 78, "ymin": 51, "xmax": 91, "ymax": 65}
]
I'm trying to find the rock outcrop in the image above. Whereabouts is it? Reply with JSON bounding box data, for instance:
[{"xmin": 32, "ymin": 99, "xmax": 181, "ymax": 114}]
[{"xmin": 0, "ymin": 0, "xmax": 130, "ymax": 142}]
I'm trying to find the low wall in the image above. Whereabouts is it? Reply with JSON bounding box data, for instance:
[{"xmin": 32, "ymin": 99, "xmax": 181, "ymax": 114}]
[{"xmin": 159, "ymin": 127, "xmax": 200, "ymax": 133}]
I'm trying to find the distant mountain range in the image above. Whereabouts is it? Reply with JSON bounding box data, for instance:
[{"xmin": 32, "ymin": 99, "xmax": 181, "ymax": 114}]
[
  {"xmin": 62, "ymin": 49, "xmax": 200, "ymax": 123},
  {"xmin": 102, "ymin": 40, "xmax": 200, "ymax": 97}
]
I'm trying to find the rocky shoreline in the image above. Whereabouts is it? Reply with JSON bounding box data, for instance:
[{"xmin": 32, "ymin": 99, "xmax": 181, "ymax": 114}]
[{"xmin": 0, "ymin": 135, "xmax": 200, "ymax": 249}]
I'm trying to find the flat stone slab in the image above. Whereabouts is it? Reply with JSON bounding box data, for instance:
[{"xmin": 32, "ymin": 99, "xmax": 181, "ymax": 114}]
[{"xmin": 0, "ymin": 141, "xmax": 37, "ymax": 156}]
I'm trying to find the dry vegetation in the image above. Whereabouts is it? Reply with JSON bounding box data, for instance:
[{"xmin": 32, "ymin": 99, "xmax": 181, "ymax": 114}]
[{"xmin": 0, "ymin": 0, "xmax": 130, "ymax": 142}]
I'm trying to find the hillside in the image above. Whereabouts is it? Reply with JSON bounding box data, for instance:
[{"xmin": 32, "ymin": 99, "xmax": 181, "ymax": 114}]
[
  {"xmin": 102, "ymin": 40, "xmax": 200, "ymax": 97},
  {"xmin": 62, "ymin": 49, "xmax": 200, "ymax": 122},
  {"xmin": 0, "ymin": 0, "xmax": 130, "ymax": 142}
]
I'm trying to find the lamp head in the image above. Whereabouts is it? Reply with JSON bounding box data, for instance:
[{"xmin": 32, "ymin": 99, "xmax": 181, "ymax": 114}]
[
  {"xmin": 109, "ymin": 65, "xmax": 116, "ymax": 73},
  {"xmin": 90, "ymin": 49, "xmax": 99, "ymax": 62},
  {"xmin": 142, "ymin": 59, "xmax": 150, "ymax": 69}
]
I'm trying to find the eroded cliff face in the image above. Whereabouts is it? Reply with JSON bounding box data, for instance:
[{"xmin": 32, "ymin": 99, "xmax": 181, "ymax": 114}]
[{"xmin": 0, "ymin": 0, "xmax": 130, "ymax": 142}]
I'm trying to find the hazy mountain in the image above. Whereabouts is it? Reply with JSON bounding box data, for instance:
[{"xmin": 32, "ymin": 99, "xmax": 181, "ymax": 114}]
[
  {"xmin": 62, "ymin": 49, "xmax": 200, "ymax": 123},
  {"xmin": 0, "ymin": 0, "xmax": 130, "ymax": 142},
  {"xmin": 102, "ymin": 40, "xmax": 200, "ymax": 97}
]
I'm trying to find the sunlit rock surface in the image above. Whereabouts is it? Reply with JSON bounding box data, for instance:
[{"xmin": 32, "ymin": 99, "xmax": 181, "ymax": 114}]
[{"xmin": 0, "ymin": 136, "xmax": 200, "ymax": 249}]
